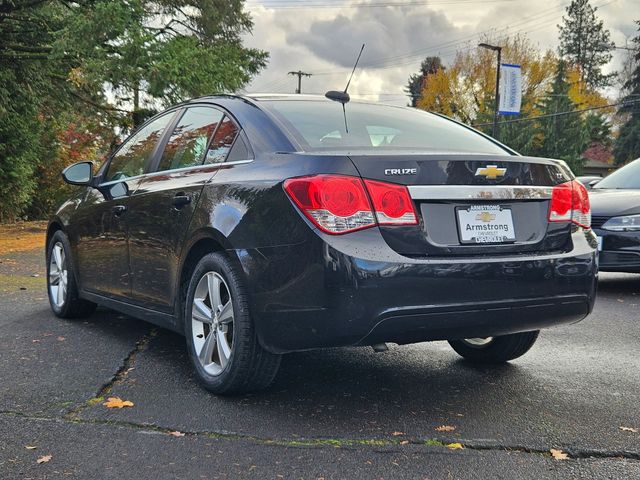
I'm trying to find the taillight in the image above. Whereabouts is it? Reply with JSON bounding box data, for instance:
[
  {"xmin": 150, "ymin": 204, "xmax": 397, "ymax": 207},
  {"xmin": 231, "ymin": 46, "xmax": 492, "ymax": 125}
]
[
  {"xmin": 283, "ymin": 175, "xmax": 375, "ymax": 234},
  {"xmin": 283, "ymin": 175, "xmax": 418, "ymax": 234},
  {"xmin": 363, "ymin": 179, "xmax": 418, "ymax": 225},
  {"xmin": 548, "ymin": 180, "xmax": 591, "ymax": 229}
]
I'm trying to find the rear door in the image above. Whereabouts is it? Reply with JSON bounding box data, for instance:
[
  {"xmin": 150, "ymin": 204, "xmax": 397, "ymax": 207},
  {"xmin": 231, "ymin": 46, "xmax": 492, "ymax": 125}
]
[
  {"xmin": 348, "ymin": 154, "xmax": 572, "ymax": 258},
  {"xmin": 126, "ymin": 105, "xmax": 242, "ymax": 313},
  {"xmin": 74, "ymin": 112, "xmax": 175, "ymax": 298}
]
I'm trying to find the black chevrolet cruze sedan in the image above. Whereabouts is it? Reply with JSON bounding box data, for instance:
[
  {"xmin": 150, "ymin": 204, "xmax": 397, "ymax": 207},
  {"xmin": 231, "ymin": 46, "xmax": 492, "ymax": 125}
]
[
  {"xmin": 47, "ymin": 94, "xmax": 598, "ymax": 394},
  {"xmin": 589, "ymin": 158, "xmax": 640, "ymax": 272}
]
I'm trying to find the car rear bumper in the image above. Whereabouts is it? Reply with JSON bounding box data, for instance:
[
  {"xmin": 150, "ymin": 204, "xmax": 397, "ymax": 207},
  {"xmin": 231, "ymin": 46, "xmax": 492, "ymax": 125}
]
[
  {"xmin": 593, "ymin": 228, "xmax": 640, "ymax": 272},
  {"xmin": 236, "ymin": 228, "xmax": 597, "ymax": 354}
]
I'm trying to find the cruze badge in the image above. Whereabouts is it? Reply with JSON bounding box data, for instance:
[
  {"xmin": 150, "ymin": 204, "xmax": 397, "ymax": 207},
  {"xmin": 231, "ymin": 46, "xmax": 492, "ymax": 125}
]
[
  {"xmin": 475, "ymin": 165, "xmax": 506, "ymax": 179},
  {"xmin": 384, "ymin": 168, "xmax": 417, "ymax": 176}
]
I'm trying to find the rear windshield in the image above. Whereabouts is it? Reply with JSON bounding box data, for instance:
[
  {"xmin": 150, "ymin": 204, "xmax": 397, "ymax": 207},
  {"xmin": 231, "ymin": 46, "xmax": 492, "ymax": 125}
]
[
  {"xmin": 262, "ymin": 100, "xmax": 509, "ymax": 155},
  {"xmin": 593, "ymin": 159, "xmax": 640, "ymax": 189}
]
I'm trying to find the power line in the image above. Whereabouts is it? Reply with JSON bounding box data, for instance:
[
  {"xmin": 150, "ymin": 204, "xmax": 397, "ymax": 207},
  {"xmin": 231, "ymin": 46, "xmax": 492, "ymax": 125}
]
[{"xmin": 472, "ymin": 99, "xmax": 640, "ymax": 127}]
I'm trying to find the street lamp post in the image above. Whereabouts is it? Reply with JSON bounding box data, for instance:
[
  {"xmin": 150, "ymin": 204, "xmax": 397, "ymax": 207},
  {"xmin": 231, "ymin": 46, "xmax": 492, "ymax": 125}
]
[{"xmin": 479, "ymin": 43, "xmax": 502, "ymax": 139}]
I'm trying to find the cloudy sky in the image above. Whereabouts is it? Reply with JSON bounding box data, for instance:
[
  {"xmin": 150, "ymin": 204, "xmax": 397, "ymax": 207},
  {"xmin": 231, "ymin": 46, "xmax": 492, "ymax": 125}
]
[{"xmin": 240, "ymin": 0, "xmax": 638, "ymax": 105}]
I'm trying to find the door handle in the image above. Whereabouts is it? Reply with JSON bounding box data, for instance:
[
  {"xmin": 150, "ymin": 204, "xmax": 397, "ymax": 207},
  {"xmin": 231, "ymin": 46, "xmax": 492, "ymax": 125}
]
[
  {"xmin": 112, "ymin": 205, "xmax": 127, "ymax": 216},
  {"xmin": 172, "ymin": 193, "xmax": 192, "ymax": 209}
]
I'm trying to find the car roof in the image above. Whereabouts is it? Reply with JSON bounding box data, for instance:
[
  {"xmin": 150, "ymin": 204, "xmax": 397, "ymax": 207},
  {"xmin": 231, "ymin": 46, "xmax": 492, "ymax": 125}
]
[{"xmin": 183, "ymin": 93, "xmax": 397, "ymax": 108}]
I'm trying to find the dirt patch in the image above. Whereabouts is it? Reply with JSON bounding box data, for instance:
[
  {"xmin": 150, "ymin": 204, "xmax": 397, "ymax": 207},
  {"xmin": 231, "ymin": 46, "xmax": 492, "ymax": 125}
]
[
  {"xmin": 0, "ymin": 221, "xmax": 47, "ymax": 253},
  {"xmin": 0, "ymin": 273, "xmax": 46, "ymax": 294}
]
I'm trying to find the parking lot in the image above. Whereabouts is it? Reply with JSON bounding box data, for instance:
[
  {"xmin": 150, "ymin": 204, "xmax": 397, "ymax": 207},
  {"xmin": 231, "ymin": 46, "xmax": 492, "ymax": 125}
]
[{"xmin": 1, "ymin": 230, "xmax": 639, "ymax": 479}]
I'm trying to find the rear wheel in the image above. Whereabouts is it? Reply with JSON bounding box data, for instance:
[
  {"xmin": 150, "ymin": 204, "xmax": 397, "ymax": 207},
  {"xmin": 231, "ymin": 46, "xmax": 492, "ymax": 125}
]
[
  {"xmin": 184, "ymin": 252, "xmax": 281, "ymax": 394},
  {"xmin": 448, "ymin": 331, "xmax": 539, "ymax": 363},
  {"xmin": 46, "ymin": 230, "xmax": 96, "ymax": 319}
]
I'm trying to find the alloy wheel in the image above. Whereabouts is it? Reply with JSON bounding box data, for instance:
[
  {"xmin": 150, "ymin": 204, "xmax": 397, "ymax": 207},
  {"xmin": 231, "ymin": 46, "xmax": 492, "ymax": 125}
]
[
  {"xmin": 191, "ymin": 272, "xmax": 235, "ymax": 376},
  {"xmin": 462, "ymin": 337, "xmax": 494, "ymax": 347},
  {"xmin": 49, "ymin": 242, "xmax": 68, "ymax": 308}
]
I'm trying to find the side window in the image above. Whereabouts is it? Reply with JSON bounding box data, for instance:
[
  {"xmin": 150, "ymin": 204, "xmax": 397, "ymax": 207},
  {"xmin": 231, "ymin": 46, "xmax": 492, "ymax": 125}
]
[
  {"xmin": 204, "ymin": 116, "xmax": 239, "ymax": 164},
  {"xmin": 158, "ymin": 107, "xmax": 223, "ymax": 172},
  {"xmin": 104, "ymin": 113, "xmax": 173, "ymax": 182},
  {"xmin": 227, "ymin": 135, "xmax": 251, "ymax": 162}
]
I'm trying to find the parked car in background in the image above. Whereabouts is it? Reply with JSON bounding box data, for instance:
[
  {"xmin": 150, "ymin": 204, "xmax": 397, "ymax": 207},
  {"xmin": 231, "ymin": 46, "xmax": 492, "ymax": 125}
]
[
  {"xmin": 576, "ymin": 175, "xmax": 603, "ymax": 188},
  {"xmin": 47, "ymin": 94, "xmax": 597, "ymax": 394},
  {"xmin": 590, "ymin": 158, "xmax": 640, "ymax": 272}
]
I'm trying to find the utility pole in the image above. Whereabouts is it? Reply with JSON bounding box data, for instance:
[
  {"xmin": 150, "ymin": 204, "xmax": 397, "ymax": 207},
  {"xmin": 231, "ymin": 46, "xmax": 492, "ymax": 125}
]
[
  {"xmin": 288, "ymin": 70, "xmax": 312, "ymax": 94},
  {"xmin": 479, "ymin": 43, "xmax": 503, "ymax": 140}
]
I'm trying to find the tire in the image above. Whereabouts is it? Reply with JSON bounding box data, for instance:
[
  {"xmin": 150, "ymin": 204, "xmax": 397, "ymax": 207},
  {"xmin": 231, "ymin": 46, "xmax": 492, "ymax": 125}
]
[
  {"xmin": 448, "ymin": 331, "xmax": 540, "ymax": 363},
  {"xmin": 46, "ymin": 230, "xmax": 97, "ymax": 319},
  {"xmin": 184, "ymin": 252, "xmax": 281, "ymax": 394}
]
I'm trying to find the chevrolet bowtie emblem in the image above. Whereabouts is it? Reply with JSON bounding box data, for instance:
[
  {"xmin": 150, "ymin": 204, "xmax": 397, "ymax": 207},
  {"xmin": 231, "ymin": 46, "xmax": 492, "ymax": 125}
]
[
  {"xmin": 476, "ymin": 211, "xmax": 496, "ymax": 222},
  {"xmin": 475, "ymin": 165, "xmax": 507, "ymax": 179}
]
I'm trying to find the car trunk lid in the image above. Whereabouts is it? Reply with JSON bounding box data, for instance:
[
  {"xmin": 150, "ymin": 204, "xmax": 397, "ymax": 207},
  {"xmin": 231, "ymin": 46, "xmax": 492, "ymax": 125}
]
[{"xmin": 348, "ymin": 153, "xmax": 573, "ymax": 257}]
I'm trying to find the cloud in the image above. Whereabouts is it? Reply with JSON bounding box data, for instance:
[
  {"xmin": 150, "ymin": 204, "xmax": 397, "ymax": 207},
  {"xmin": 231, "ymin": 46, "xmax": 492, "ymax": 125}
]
[{"xmin": 287, "ymin": 6, "xmax": 462, "ymax": 70}]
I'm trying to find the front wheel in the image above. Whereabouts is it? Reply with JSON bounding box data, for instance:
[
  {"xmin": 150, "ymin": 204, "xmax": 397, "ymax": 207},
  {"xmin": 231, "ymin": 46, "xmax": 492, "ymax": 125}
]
[
  {"xmin": 448, "ymin": 331, "xmax": 539, "ymax": 363},
  {"xmin": 184, "ymin": 252, "xmax": 281, "ymax": 395},
  {"xmin": 46, "ymin": 230, "xmax": 96, "ymax": 319}
]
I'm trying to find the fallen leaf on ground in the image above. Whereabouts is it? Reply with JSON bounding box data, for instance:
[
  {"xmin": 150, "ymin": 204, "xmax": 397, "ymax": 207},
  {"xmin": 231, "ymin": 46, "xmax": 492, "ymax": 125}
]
[
  {"xmin": 168, "ymin": 431, "xmax": 185, "ymax": 437},
  {"xmin": 550, "ymin": 449, "xmax": 569, "ymax": 460},
  {"xmin": 620, "ymin": 426, "xmax": 638, "ymax": 433},
  {"xmin": 391, "ymin": 431, "xmax": 404, "ymax": 436},
  {"xmin": 37, "ymin": 455, "xmax": 52, "ymax": 464},
  {"xmin": 446, "ymin": 442, "xmax": 464, "ymax": 450},
  {"xmin": 435, "ymin": 425, "xmax": 456, "ymax": 432},
  {"xmin": 103, "ymin": 397, "xmax": 134, "ymax": 408},
  {"xmin": 25, "ymin": 446, "xmax": 37, "ymax": 450}
]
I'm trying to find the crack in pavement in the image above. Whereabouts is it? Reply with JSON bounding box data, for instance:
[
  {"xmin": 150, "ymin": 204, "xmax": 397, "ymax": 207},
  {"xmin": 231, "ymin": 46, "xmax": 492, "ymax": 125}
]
[
  {"xmin": 1, "ymin": 409, "xmax": 639, "ymax": 461},
  {"xmin": 64, "ymin": 328, "xmax": 157, "ymax": 418}
]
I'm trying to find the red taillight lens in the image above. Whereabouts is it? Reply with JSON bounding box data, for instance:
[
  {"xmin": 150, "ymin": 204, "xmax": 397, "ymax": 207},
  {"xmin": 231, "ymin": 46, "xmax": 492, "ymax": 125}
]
[
  {"xmin": 549, "ymin": 182, "xmax": 573, "ymax": 222},
  {"xmin": 548, "ymin": 180, "xmax": 591, "ymax": 229},
  {"xmin": 572, "ymin": 180, "xmax": 591, "ymax": 228},
  {"xmin": 284, "ymin": 175, "xmax": 375, "ymax": 234},
  {"xmin": 284, "ymin": 175, "xmax": 418, "ymax": 234},
  {"xmin": 364, "ymin": 179, "xmax": 418, "ymax": 225}
]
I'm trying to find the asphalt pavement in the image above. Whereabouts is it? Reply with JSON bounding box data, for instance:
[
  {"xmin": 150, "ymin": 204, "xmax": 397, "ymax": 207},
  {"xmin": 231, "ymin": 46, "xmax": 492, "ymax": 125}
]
[{"xmin": 1, "ymin": 246, "xmax": 639, "ymax": 479}]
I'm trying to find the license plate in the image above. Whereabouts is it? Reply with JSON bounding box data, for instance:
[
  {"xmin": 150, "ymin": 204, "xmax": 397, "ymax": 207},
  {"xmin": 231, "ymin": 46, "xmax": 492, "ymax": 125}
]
[
  {"xmin": 457, "ymin": 205, "xmax": 516, "ymax": 244},
  {"xmin": 596, "ymin": 236, "xmax": 603, "ymax": 251}
]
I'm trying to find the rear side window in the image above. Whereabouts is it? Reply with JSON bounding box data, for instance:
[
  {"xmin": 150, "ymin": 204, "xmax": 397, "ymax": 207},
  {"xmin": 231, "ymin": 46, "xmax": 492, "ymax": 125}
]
[
  {"xmin": 204, "ymin": 116, "xmax": 238, "ymax": 164},
  {"xmin": 227, "ymin": 135, "xmax": 251, "ymax": 162},
  {"xmin": 104, "ymin": 113, "xmax": 174, "ymax": 182},
  {"xmin": 158, "ymin": 107, "xmax": 223, "ymax": 172},
  {"xmin": 263, "ymin": 100, "xmax": 508, "ymax": 155}
]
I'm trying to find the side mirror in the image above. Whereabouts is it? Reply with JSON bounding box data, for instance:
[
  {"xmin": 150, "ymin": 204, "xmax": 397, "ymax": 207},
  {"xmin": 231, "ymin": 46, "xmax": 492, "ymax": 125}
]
[
  {"xmin": 62, "ymin": 161, "xmax": 93, "ymax": 186},
  {"xmin": 588, "ymin": 179, "xmax": 600, "ymax": 188}
]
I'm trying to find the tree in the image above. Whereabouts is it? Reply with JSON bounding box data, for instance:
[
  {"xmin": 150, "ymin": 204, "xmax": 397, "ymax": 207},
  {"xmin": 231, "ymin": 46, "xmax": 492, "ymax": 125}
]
[
  {"xmin": 416, "ymin": 35, "xmax": 557, "ymax": 153},
  {"xmin": 584, "ymin": 113, "xmax": 612, "ymax": 146},
  {"xmin": 405, "ymin": 57, "xmax": 444, "ymax": 107},
  {"xmin": 534, "ymin": 60, "xmax": 588, "ymax": 174},
  {"xmin": 0, "ymin": 0, "xmax": 266, "ymax": 221},
  {"xmin": 558, "ymin": 0, "xmax": 614, "ymax": 89},
  {"xmin": 613, "ymin": 21, "xmax": 640, "ymax": 165},
  {"xmin": 0, "ymin": 69, "xmax": 41, "ymax": 222},
  {"xmin": 57, "ymin": 0, "xmax": 268, "ymax": 126}
]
